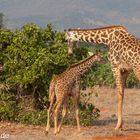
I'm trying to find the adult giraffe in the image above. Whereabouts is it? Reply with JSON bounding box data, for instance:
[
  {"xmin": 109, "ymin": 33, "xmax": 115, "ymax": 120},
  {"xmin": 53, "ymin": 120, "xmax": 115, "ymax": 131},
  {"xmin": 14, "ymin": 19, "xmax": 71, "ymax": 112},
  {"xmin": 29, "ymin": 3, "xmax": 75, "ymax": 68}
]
[{"xmin": 65, "ymin": 25, "xmax": 140, "ymax": 130}]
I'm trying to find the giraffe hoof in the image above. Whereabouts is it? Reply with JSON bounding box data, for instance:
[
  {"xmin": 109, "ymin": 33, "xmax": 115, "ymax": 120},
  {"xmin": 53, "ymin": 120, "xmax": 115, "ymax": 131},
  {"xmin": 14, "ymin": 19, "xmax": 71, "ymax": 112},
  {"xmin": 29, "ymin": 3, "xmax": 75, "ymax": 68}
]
[
  {"xmin": 57, "ymin": 127, "xmax": 61, "ymax": 133},
  {"xmin": 44, "ymin": 131, "xmax": 49, "ymax": 136},
  {"xmin": 115, "ymin": 126, "xmax": 123, "ymax": 131},
  {"xmin": 54, "ymin": 131, "xmax": 57, "ymax": 135},
  {"xmin": 57, "ymin": 129, "xmax": 60, "ymax": 133}
]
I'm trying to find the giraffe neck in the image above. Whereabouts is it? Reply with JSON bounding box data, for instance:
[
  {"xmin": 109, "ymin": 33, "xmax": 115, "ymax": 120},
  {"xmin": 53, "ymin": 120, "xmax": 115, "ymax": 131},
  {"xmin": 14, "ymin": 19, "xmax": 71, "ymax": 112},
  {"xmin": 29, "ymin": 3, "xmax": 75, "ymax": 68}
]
[
  {"xmin": 67, "ymin": 26, "xmax": 128, "ymax": 47},
  {"xmin": 70, "ymin": 54, "xmax": 100, "ymax": 76}
]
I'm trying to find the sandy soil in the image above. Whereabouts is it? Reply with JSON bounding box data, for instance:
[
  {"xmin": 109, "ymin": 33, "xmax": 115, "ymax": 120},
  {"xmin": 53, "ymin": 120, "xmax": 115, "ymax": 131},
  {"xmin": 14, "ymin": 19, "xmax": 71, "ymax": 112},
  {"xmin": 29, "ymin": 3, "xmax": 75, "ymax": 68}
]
[{"xmin": 0, "ymin": 87, "xmax": 140, "ymax": 140}]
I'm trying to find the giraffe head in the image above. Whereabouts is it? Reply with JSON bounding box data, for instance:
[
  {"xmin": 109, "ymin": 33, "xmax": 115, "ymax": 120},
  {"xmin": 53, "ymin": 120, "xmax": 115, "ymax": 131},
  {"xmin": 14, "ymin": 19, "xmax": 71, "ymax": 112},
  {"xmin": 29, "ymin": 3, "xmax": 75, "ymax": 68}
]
[
  {"xmin": 65, "ymin": 28, "xmax": 80, "ymax": 55},
  {"xmin": 65, "ymin": 26, "xmax": 128, "ymax": 55}
]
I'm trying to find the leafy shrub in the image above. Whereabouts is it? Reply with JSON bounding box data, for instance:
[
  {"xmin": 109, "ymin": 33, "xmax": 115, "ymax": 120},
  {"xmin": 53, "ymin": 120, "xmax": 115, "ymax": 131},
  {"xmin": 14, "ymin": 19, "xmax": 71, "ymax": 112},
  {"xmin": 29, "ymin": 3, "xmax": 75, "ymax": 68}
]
[
  {"xmin": 1, "ymin": 23, "xmax": 97, "ymax": 126},
  {"xmin": 3, "ymin": 24, "xmax": 69, "ymax": 89},
  {"xmin": 79, "ymin": 92, "xmax": 100, "ymax": 126},
  {"xmin": 16, "ymin": 110, "xmax": 48, "ymax": 125},
  {"xmin": 0, "ymin": 91, "xmax": 19, "ymax": 121},
  {"xmin": 80, "ymin": 103, "xmax": 100, "ymax": 126},
  {"xmin": 126, "ymin": 73, "xmax": 139, "ymax": 88}
]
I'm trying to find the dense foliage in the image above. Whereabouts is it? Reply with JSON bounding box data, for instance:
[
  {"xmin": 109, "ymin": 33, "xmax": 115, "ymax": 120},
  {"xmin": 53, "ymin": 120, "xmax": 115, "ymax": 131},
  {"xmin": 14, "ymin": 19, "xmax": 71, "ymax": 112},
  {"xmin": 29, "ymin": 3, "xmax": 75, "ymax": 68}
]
[
  {"xmin": 0, "ymin": 23, "xmax": 138, "ymax": 125},
  {"xmin": 0, "ymin": 24, "xmax": 98, "ymax": 125}
]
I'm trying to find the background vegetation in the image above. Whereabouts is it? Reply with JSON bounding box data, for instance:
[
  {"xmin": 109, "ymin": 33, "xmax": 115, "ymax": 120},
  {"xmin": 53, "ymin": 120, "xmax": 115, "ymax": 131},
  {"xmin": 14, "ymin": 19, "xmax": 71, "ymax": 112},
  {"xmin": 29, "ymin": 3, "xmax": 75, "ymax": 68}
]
[{"xmin": 0, "ymin": 22, "xmax": 138, "ymax": 126}]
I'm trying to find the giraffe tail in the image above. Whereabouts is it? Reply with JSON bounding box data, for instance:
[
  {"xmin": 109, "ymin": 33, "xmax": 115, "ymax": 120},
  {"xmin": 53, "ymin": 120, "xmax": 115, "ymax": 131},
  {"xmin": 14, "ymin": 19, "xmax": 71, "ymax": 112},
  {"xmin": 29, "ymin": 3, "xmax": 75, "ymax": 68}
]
[{"xmin": 46, "ymin": 79, "xmax": 56, "ymax": 109}]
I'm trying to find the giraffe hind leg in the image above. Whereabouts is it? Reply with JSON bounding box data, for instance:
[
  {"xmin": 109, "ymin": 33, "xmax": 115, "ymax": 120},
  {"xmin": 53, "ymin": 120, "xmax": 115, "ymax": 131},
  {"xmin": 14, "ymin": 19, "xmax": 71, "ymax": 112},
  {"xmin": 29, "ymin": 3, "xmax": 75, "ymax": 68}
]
[
  {"xmin": 57, "ymin": 101, "xmax": 67, "ymax": 133},
  {"xmin": 45, "ymin": 91, "xmax": 55, "ymax": 134},
  {"xmin": 54, "ymin": 100, "xmax": 62, "ymax": 135},
  {"xmin": 73, "ymin": 78, "xmax": 80, "ymax": 132},
  {"xmin": 74, "ymin": 94, "xmax": 80, "ymax": 132}
]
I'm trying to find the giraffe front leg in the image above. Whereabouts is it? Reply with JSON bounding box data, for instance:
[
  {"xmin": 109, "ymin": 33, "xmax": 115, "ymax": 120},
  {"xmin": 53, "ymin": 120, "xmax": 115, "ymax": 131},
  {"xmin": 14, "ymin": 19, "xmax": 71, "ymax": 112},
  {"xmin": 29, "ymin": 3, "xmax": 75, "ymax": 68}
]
[
  {"xmin": 115, "ymin": 91, "xmax": 124, "ymax": 130},
  {"xmin": 113, "ymin": 69, "xmax": 128, "ymax": 130}
]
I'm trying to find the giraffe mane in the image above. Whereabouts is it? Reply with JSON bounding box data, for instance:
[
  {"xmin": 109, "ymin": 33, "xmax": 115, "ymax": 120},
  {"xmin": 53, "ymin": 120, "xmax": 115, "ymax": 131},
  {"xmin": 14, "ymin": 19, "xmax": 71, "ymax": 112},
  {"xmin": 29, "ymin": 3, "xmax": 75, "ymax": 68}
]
[
  {"xmin": 68, "ymin": 25, "xmax": 127, "ymax": 32},
  {"xmin": 68, "ymin": 54, "xmax": 97, "ymax": 69}
]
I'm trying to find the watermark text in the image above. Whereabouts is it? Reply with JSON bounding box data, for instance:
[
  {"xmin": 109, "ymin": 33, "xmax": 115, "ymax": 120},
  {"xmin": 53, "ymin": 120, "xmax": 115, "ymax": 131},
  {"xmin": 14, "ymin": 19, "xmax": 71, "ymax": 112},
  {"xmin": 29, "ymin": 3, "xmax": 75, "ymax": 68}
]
[{"xmin": 0, "ymin": 133, "xmax": 10, "ymax": 139}]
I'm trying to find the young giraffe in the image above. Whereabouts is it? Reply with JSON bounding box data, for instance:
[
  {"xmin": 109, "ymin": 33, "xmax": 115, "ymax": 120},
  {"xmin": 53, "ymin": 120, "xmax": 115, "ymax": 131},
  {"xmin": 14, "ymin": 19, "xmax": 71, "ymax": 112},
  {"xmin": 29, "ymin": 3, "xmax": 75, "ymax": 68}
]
[
  {"xmin": 65, "ymin": 25, "xmax": 140, "ymax": 130},
  {"xmin": 46, "ymin": 52, "xmax": 101, "ymax": 134}
]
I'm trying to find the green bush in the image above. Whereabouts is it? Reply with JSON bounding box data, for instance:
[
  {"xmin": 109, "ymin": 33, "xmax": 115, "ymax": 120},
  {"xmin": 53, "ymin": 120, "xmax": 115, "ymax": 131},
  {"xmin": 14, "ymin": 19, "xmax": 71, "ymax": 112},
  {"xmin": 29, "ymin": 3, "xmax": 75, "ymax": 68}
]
[
  {"xmin": 126, "ymin": 72, "xmax": 139, "ymax": 88},
  {"xmin": 0, "ymin": 91, "xmax": 19, "ymax": 121},
  {"xmin": 79, "ymin": 92, "xmax": 100, "ymax": 126},
  {"xmin": 16, "ymin": 110, "xmax": 48, "ymax": 125},
  {"xmin": 3, "ymin": 24, "xmax": 69, "ymax": 90},
  {"xmin": 80, "ymin": 103, "xmax": 100, "ymax": 126},
  {"xmin": 1, "ymin": 23, "xmax": 98, "ymax": 126}
]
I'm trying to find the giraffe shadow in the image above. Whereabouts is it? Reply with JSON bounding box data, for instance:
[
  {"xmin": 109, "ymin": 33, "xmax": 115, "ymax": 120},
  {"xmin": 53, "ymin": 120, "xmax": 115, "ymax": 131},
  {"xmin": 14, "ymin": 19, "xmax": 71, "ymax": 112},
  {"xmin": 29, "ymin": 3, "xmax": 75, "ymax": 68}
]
[
  {"xmin": 92, "ymin": 118, "xmax": 117, "ymax": 126},
  {"xmin": 123, "ymin": 128, "xmax": 140, "ymax": 132},
  {"xmin": 134, "ymin": 120, "xmax": 140, "ymax": 124},
  {"xmin": 92, "ymin": 119, "xmax": 140, "ymax": 132}
]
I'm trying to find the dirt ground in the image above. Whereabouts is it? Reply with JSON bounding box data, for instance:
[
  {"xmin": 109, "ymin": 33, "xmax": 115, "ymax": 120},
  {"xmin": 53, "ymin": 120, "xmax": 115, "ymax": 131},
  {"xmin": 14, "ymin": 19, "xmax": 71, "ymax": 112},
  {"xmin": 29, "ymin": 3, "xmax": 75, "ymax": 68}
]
[{"xmin": 0, "ymin": 87, "xmax": 140, "ymax": 140}]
